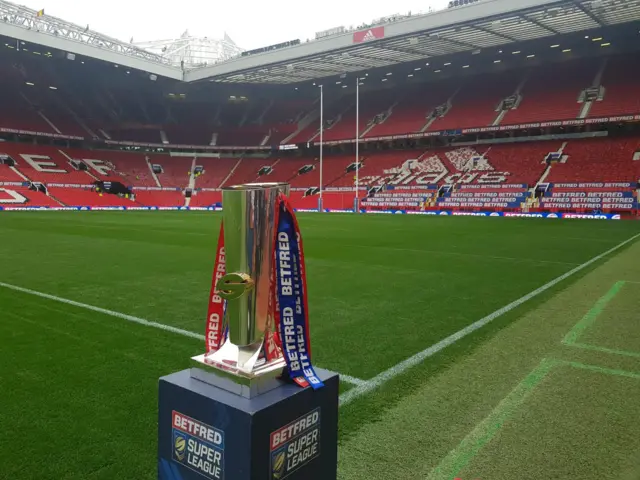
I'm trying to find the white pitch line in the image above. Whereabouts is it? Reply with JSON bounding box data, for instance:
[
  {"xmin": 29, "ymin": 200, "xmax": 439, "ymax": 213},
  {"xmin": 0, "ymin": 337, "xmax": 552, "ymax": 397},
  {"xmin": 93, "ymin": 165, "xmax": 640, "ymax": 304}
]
[
  {"xmin": 338, "ymin": 231, "xmax": 640, "ymax": 407},
  {"xmin": 0, "ymin": 281, "xmax": 366, "ymax": 386},
  {"xmin": 340, "ymin": 375, "xmax": 367, "ymax": 386},
  {"xmin": 0, "ymin": 281, "xmax": 206, "ymax": 341}
]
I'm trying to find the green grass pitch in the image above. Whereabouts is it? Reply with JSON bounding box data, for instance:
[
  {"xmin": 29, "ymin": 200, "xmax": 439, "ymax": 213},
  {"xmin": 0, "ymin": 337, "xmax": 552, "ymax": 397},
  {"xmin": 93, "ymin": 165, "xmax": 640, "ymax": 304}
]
[{"xmin": 1, "ymin": 212, "xmax": 639, "ymax": 479}]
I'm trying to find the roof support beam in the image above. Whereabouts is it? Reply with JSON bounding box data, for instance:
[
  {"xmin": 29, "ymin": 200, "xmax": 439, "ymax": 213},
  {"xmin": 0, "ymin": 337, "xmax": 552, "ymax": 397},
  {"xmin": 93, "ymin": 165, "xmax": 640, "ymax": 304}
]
[
  {"xmin": 520, "ymin": 14, "xmax": 559, "ymax": 34},
  {"xmin": 428, "ymin": 34, "xmax": 481, "ymax": 50},
  {"xmin": 376, "ymin": 43, "xmax": 431, "ymax": 58},
  {"xmin": 222, "ymin": 61, "xmax": 364, "ymax": 83},
  {"xmin": 0, "ymin": 0, "xmax": 170, "ymax": 65},
  {"xmin": 375, "ymin": 44, "xmax": 449, "ymax": 58},
  {"xmin": 317, "ymin": 55, "xmax": 390, "ymax": 69},
  {"xmin": 572, "ymin": 0, "xmax": 606, "ymax": 26},
  {"xmin": 469, "ymin": 25, "xmax": 518, "ymax": 42},
  {"xmin": 339, "ymin": 51, "xmax": 402, "ymax": 63},
  {"xmin": 296, "ymin": 60, "xmax": 377, "ymax": 73}
]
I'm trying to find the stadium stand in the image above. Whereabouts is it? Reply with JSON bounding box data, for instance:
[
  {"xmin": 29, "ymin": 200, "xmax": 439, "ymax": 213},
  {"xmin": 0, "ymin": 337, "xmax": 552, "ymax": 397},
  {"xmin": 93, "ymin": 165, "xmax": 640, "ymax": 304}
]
[
  {"xmin": 588, "ymin": 55, "xmax": 640, "ymax": 118},
  {"xmin": 48, "ymin": 187, "xmax": 135, "ymax": 207},
  {"xmin": 263, "ymin": 158, "xmax": 319, "ymax": 187},
  {"xmin": 545, "ymin": 137, "xmax": 640, "ymax": 183},
  {"xmin": 361, "ymin": 189, "xmax": 437, "ymax": 212},
  {"xmin": 320, "ymin": 91, "xmax": 395, "ymax": 142},
  {"xmin": 3, "ymin": 39, "xmax": 640, "ymax": 149},
  {"xmin": 0, "ymin": 163, "xmax": 26, "ymax": 182},
  {"xmin": 0, "ymin": 87, "xmax": 56, "ymax": 134},
  {"xmin": 151, "ymin": 156, "xmax": 193, "ymax": 188},
  {"xmin": 501, "ymin": 59, "xmax": 599, "ymax": 125},
  {"xmin": 537, "ymin": 184, "xmax": 637, "ymax": 214},
  {"xmin": 220, "ymin": 157, "xmax": 272, "ymax": 186},
  {"xmin": 194, "ymin": 158, "xmax": 240, "ymax": 189},
  {"xmin": 133, "ymin": 189, "xmax": 186, "ymax": 207},
  {"xmin": 261, "ymin": 100, "xmax": 314, "ymax": 145},
  {"xmin": 322, "ymin": 154, "xmax": 366, "ymax": 187},
  {"xmin": 67, "ymin": 149, "xmax": 156, "ymax": 186},
  {"xmin": 189, "ymin": 190, "xmax": 222, "ymax": 207},
  {"xmin": 0, "ymin": 186, "xmax": 62, "ymax": 207},
  {"xmin": 0, "ymin": 143, "xmax": 98, "ymax": 184},
  {"xmin": 481, "ymin": 142, "xmax": 563, "ymax": 185},
  {"xmin": 289, "ymin": 98, "xmax": 348, "ymax": 144},
  {"xmin": 436, "ymin": 187, "xmax": 531, "ymax": 212},
  {"xmin": 164, "ymin": 101, "xmax": 214, "ymax": 146},
  {"xmin": 1, "ymin": 19, "xmax": 639, "ymax": 216},
  {"xmin": 1, "ymin": 136, "xmax": 638, "ymax": 214},
  {"xmin": 365, "ymin": 83, "xmax": 456, "ymax": 137},
  {"xmin": 428, "ymin": 72, "xmax": 520, "ymax": 131}
]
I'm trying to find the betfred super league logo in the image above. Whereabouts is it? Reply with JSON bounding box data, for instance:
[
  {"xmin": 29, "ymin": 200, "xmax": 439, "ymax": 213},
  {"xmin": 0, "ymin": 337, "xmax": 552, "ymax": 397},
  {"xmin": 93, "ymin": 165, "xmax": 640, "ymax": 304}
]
[
  {"xmin": 171, "ymin": 411, "xmax": 224, "ymax": 479},
  {"xmin": 270, "ymin": 408, "xmax": 321, "ymax": 479},
  {"xmin": 174, "ymin": 432, "xmax": 187, "ymax": 461}
]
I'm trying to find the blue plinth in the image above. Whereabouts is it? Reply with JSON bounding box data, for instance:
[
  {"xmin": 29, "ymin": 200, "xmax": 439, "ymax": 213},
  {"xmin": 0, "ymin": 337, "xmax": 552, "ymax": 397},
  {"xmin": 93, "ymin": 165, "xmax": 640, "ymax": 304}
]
[{"xmin": 158, "ymin": 368, "xmax": 339, "ymax": 480}]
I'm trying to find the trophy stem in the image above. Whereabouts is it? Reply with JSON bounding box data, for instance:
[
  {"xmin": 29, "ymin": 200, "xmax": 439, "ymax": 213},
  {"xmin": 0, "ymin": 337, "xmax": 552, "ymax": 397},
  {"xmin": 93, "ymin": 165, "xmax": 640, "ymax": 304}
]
[{"xmin": 192, "ymin": 182, "xmax": 290, "ymax": 397}]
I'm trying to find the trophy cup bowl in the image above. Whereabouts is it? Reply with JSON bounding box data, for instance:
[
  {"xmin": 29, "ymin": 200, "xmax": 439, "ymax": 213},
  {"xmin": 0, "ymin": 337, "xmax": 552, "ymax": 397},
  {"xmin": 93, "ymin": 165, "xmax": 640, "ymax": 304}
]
[{"xmin": 191, "ymin": 182, "xmax": 290, "ymax": 397}]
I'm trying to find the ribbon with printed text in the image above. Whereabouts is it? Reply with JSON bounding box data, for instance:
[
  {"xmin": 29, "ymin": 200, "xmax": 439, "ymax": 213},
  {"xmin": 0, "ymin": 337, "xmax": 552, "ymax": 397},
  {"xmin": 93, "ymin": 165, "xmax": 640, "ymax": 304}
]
[{"xmin": 205, "ymin": 193, "xmax": 322, "ymax": 389}]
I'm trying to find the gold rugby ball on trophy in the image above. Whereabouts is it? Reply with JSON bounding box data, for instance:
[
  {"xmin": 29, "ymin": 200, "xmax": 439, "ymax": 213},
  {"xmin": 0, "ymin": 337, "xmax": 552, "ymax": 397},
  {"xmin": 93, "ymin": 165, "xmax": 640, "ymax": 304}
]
[{"xmin": 216, "ymin": 272, "xmax": 255, "ymax": 300}]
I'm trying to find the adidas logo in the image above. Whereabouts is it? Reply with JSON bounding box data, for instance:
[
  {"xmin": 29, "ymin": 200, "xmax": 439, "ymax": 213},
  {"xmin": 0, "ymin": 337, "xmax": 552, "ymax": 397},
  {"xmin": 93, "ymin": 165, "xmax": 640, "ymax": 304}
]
[{"xmin": 362, "ymin": 30, "xmax": 376, "ymax": 41}]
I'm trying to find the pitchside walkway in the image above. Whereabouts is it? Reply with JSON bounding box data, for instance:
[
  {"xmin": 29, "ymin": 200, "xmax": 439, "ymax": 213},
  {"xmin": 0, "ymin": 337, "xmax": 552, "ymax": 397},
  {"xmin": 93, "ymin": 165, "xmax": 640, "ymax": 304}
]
[{"xmin": 338, "ymin": 237, "xmax": 640, "ymax": 480}]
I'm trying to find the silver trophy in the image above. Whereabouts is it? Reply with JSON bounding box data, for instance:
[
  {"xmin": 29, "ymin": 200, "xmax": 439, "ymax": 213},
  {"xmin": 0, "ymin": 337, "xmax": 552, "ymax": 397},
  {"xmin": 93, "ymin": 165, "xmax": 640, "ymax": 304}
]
[{"xmin": 191, "ymin": 183, "xmax": 289, "ymax": 397}]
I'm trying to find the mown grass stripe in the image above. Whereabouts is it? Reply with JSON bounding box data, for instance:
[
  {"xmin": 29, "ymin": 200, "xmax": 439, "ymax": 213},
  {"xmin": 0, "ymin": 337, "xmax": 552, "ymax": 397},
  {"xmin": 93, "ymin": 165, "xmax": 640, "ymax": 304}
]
[
  {"xmin": 562, "ymin": 281, "xmax": 625, "ymax": 345},
  {"xmin": 339, "ymin": 232, "xmax": 640, "ymax": 407},
  {"xmin": 0, "ymin": 281, "xmax": 205, "ymax": 341},
  {"xmin": 426, "ymin": 358, "xmax": 557, "ymax": 480},
  {"xmin": 570, "ymin": 342, "xmax": 640, "ymax": 359},
  {"xmin": 562, "ymin": 360, "xmax": 640, "ymax": 379},
  {"xmin": 427, "ymin": 358, "xmax": 640, "ymax": 480},
  {"xmin": 0, "ymin": 281, "xmax": 366, "ymax": 386}
]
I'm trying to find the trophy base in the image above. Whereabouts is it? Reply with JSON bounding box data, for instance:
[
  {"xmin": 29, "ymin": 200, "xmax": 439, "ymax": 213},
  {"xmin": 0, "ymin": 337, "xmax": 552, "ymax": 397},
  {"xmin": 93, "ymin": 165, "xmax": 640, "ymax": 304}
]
[
  {"xmin": 191, "ymin": 353, "xmax": 286, "ymax": 399},
  {"xmin": 158, "ymin": 368, "xmax": 339, "ymax": 480}
]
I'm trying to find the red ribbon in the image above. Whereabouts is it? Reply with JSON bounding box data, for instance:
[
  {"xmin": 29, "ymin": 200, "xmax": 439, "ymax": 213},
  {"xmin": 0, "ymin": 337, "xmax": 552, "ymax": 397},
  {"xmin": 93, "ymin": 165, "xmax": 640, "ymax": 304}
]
[
  {"xmin": 205, "ymin": 225, "xmax": 226, "ymax": 353},
  {"xmin": 205, "ymin": 211, "xmax": 284, "ymax": 364}
]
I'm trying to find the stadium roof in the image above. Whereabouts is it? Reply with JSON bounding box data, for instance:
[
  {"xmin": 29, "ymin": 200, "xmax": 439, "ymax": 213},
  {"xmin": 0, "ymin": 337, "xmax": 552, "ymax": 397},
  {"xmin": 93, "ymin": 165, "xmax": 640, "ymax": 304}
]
[
  {"xmin": 132, "ymin": 31, "xmax": 244, "ymax": 69},
  {"xmin": 188, "ymin": 0, "xmax": 640, "ymax": 84},
  {"xmin": 0, "ymin": 0, "xmax": 181, "ymax": 79},
  {"xmin": 1, "ymin": 0, "xmax": 639, "ymax": 85}
]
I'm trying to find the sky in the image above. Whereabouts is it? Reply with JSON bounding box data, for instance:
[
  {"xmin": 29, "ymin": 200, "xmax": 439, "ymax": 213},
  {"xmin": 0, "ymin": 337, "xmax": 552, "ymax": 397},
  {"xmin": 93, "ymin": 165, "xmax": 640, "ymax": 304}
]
[{"xmin": 15, "ymin": 0, "xmax": 452, "ymax": 50}]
